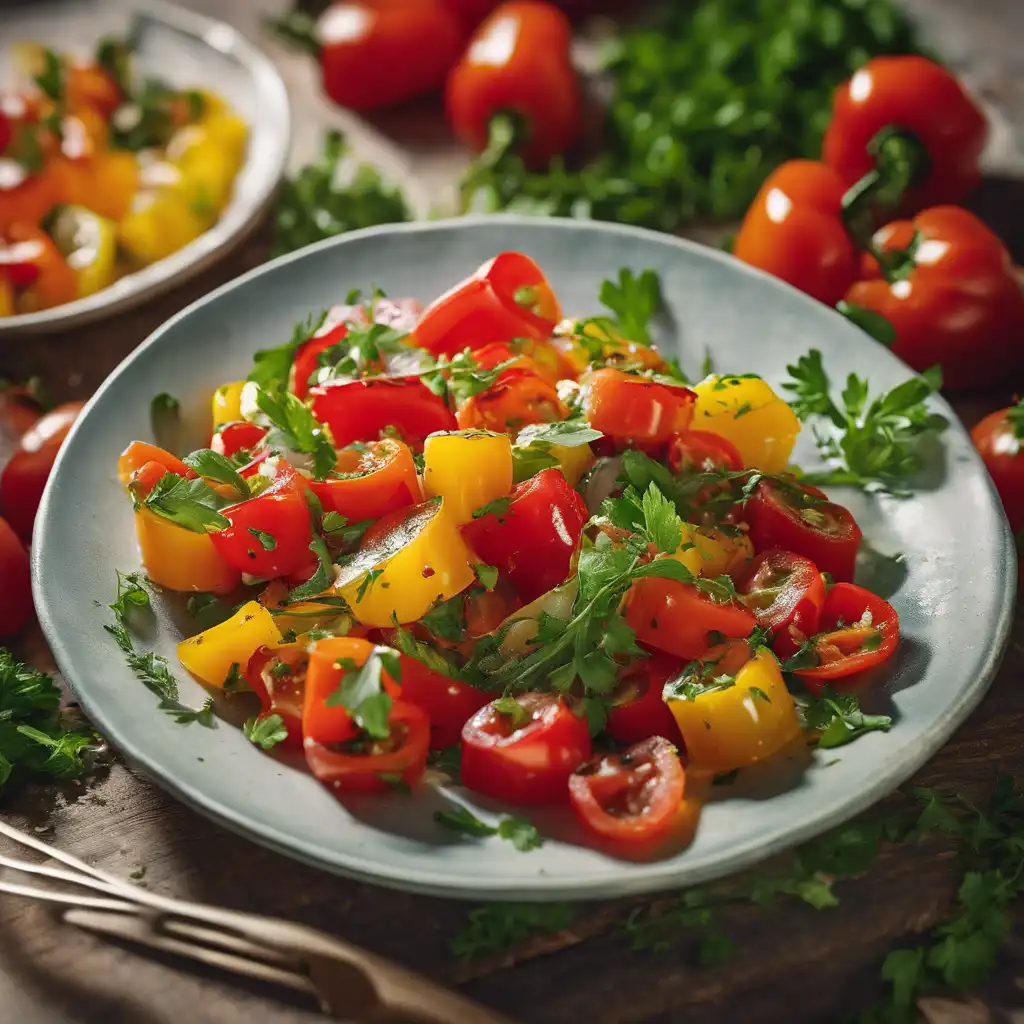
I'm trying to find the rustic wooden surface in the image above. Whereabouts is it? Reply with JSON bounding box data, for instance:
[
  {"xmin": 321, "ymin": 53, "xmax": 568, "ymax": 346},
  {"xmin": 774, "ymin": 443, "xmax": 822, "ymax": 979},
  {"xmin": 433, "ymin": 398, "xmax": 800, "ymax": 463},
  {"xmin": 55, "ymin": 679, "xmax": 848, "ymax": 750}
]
[{"xmin": 2, "ymin": 1, "xmax": 1024, "ymax": 1022}]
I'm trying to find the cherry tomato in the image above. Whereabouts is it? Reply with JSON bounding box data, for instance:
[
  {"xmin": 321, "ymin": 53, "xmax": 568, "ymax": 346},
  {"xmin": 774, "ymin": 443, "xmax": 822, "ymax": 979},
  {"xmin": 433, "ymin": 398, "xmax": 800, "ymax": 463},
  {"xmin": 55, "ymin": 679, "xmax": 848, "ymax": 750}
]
[
  {"xmin": 4, "ymin": 223, "xmax": 76, "ymax": 312},
  {"xmin": 245, "ymin": 643, "xmax": 309, "ymax": 752},
  {"xmin": 667, "ymin": 430, "xmax": 743, "ymax": 475},
  {"xmin": 569, "ymin": 736, "xmax": 685, "ymax": 844},
  {"xmin": 793, "ymin": 583, "xmax": 899, "ymax": 688},
  {"xmin": 446, "ymin": 1, "xmax": 581, "ymax": 167},
  {"xmin": 210, "ymin": 477, "xmax": 314, "ymax": 579},
  {"xmin": 461, "ymin": 692, "xmax": 592, "ymax": 805},
  {"xmin": 971, "ymin": 405, "xmax": 1024, "ymax": 532},
  {"xmin": 738, "ymin": 549, "xmax": 827, "ymax": 658},
  {"xmin": 309, "ymin": 437, "xmax": 420, "ymax": 523},
  {"xmin": 411, "ymin": 252, "xmax": 558, "ymax": 357},
  {"xmin": 456, "ymin": 368, "xmax": 568, "ymax": 433},
  {"xmin": 212, "ymin": 421, "xmax": 268, "ymax": 460},
  {"xmin": 291, "ymin": 320, "xmax": 349, "ymax": 399},
  {"xmin": 746, "ymin": 480, "xmax": 862, "ymax": 584},
  {"xmin": 306, "ymin": 699, "xmax": 431, "ymax": 795},
  {"xmin": 394, "ymin": 653, "xmax": 489, "ymax": 749},
  {"xmin": 460, "ymin": 467, "xmax": 587, "ymax": 602},
  {"xmin": 606, "ymin": 653, "xmax": 684, "ymax": 747},
  {"xmin": 582, "ymin": 369, "xmax": 695, "ymax": 450},
  {"xmin": 624, "ymin": 576, "xmax": 756, "ymax": 661},
  {"xmin": 117, "ymin": 440, "xmax": 195, "ymax": 489},
  {"xmin": 316, "ymin": 0, "xmax": 467, "ymax": 112},
  {"xmin": 0, "ymin": 516, "xmax": 32, "ymax": 637},
  {"xmin": 0, "ymin": 401, "xmax": 83, "ymax": 542},
  {"xmin": 310, "ymin": 376, "xmax": 456, "ymax": 451}
]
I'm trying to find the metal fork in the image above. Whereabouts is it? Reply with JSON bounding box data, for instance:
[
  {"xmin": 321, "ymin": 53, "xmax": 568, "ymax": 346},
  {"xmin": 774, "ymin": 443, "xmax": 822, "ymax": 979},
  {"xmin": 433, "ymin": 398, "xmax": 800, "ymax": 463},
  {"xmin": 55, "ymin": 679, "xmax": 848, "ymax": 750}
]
[{"xmin": 0, "ymin": 819, "xmax": 516, "ymax": 1023}]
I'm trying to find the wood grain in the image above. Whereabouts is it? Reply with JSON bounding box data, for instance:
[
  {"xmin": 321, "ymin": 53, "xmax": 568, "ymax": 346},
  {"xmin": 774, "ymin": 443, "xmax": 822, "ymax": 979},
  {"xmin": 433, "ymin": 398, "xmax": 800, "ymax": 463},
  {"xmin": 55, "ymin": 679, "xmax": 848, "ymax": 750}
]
[{"xmin": 2, "ymin": 1, "xmax": 1024, "ymax": 1022}]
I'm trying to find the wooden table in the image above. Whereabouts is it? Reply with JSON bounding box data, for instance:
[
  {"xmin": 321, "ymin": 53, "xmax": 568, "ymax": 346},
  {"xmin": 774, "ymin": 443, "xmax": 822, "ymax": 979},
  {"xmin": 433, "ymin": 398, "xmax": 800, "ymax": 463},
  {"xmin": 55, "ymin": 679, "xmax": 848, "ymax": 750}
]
[{"xmin": 3, "ymin": 2, "xmax": 1024, "ymax": 1022}]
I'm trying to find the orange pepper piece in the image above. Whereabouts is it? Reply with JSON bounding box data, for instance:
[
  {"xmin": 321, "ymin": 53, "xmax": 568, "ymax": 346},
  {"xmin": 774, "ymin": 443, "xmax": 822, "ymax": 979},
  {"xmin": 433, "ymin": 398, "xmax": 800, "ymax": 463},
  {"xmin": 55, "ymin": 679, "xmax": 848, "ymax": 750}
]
[{"xmin": 133, "ymin": 508, "xmax": 240, "ymax": 594}]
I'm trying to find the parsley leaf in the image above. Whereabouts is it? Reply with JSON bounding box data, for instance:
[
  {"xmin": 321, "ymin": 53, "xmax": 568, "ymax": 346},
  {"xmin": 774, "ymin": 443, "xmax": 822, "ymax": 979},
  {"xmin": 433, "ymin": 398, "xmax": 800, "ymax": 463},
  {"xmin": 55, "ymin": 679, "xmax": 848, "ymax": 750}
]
[
  {"xmin": 323, "ymin": 649, "xmax": 399, "ymax": 739},
  {"xmin": 183, "ymin": 449, "xmax": 249, "ymax": 499},
  {"xmin": 322, "ymin": 511, "xmax": 374, "ymax": 550},
  {"xmin": 434, "ymin": 806, "xmax": 542, "ymax": 852},
  {"xmin": 137, "ymin": 473, "xmax": 230, "ymax": 533},
  {"xmin": 782, "ymin": 348, "xmax": 948, "ymax": 491},
  {"xmin": 473, "ymin": 564, "xmax": 499, "ymax": 591},
  {"xmin": 515, "ymin": 421, "xmax": 603, "ymax": 449},
  {"xmin": 421, "ymin": 595, "xmax": 467, "ymax": 642},
  {"xmin": 796, "ymin": 686, "xmax": 892, "ymax": 748},
  {"xmin": 248, "ymin": 310, "xmax": 328, "ymax": 392},
  {"xmin": 243, "ymin": 713, "xmax": 288, "ymax": 750},
  {"xmin": 255, "ymin": 388, "xmax": 337, "ymax": 481},
  {"xmin": 149, "ymin": 392, "xmax": 180, "ymax": 450},
  {"xmin": 286, "ymin": 535, "xmax": 334, "ymax": 604},
  {"xmin": 640, "ymin": 482, "xmax": 683, "ymax": 554},
  {"xmin": 472, "ymin": 497, "xmax": 512, "ymax": 520},
  {"xmin": 599, "ymin": 268, "xmax": 662, "ymax": 346},
  {"xmin": 450, "ymin": 902, "xmax": 574, "ymax": 959}
]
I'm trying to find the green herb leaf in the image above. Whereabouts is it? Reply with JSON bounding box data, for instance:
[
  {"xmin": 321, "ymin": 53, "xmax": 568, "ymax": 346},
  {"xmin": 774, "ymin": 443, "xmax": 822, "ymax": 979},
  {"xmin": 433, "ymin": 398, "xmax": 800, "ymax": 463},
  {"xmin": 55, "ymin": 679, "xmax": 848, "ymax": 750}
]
[
  {"xmin": 600, "ymin": 268, "xmax": 662, "ymax": 346},
  {"xmin": 255, "ymin": 388, "xmax": 337, "ymax": 481},
  {"xmin": 472, "ymin": 497, "xmax": 512, "ymax": 520},
  {"xmin": 243, "ymin": 714, "xmax": 288, "ymax": 750},
  {"xmin": 137, "ymin": 473, "xmax": 230, "ymax": 533},
  {"xmin": 473, "ymin": 564, "xmax": 499, "ymax": 592},
  {"xmin": 324, "ymin": 649, "xmax": 395, "ymax": 739},
  {"xmin": 248, "ymin": 310, "xmax": 328, "ymax": 393},
  {"xmin": 286, "ymin": 536, "xmax": 333, "ymax": 604},
  {"xmin": 183, "ymin": 449, "xmax": 249, "ymax": 499},
  {"xmin": 149, "ymin": 392, "xmax": 181, "ymax": 450}
]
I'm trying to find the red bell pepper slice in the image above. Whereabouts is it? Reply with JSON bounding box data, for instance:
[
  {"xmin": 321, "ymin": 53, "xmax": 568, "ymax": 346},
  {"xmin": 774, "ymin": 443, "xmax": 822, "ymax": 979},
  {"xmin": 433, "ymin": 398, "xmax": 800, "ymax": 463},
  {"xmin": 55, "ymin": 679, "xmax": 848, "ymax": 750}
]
[{"xmin": 460, "ymin": 466, "xmax": 587, "ymax": 602}]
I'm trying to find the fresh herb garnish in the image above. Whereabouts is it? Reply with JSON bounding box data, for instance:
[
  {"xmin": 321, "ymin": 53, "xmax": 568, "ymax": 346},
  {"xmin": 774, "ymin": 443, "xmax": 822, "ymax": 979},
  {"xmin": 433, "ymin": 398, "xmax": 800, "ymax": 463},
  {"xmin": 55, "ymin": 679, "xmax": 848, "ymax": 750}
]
[
  {"xmin": 255, "ymin": 387, "xmax": 337, "ymax": 481},
  {"xmin": 783, "ymin": 348, "xmax": 947, "ymax": 492},
  {"xmin": 434, "ymin": 806, "xmax": 543, "ymax": 852},
  {"xmin": 183, "ymin": 449, "xmax": 249, "ymax": 499},
  {"xmin": 599, "ymin": 268, "xmax": 662, "ymax": 346},
  {"xmin": 149, "ymin": 393, "xmax": 180, "ymax": 450},
  {"xmin": 248, "ymin": 310, "xmax": 329, "ymax": 393},
  {"xmin": 135, "ymin": 473, "xmax": 230, "ymax": 533},
  {"xmin": 795, "ymin": 686, "xmax": 892, "ymax": 749},
  {"xmin": 243, "ymin": 713, "xmax": 288, "ymax": 750},
  {"xmin": 286, "ymin": 535, "xmax": 334, "ymax": 604},
  {"xmin": 324, "ymin": 648, "xmax": 401, "ymax": 740}
]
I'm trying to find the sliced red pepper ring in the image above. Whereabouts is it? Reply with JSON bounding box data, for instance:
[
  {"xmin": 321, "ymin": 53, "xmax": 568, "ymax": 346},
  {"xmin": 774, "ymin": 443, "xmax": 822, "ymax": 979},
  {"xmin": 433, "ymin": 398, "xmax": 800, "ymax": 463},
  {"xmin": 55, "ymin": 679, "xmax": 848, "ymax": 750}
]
[
  {"xmin": 310, "ymin": 437, "xmax": 421, "ymax": 523},
  {"xmin": 410, "ymin": 251, "xmax": 558, "ymax": 357},
  {"xmin": 460, "ymin": 466, "xmax": 587, "ymax": 603},
  {"xmin": 738, "ymin": 548, "xmax": 826, "ymax": 659},
  {"xmin": 792, "ymin": 582, "xmax": 899, "ymax": 688},
  {"xmin": 309, "ymin": 376, "xmax": 457, "ymax": 451},
  {"xmin": 746, "ymin": 479, "xmax": 862, "ymax": 584},
  {"xmin": 582, "ymin": 368, "xmax": 695, "ymax": 450},
  {"xmin": 568, "ymin": 736, "xmax": 685, "ymax": 845},
  {"xmin": 456, "ymin": 368, "xmax": 568, "ymax": 433}
]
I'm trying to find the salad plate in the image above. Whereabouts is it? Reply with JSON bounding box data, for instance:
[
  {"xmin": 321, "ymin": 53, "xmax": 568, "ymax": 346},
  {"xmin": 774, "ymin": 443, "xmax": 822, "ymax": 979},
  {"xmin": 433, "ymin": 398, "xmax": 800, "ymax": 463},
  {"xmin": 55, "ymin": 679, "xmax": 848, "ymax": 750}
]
[
  {"xmin": 0, "ymin": 0, "xmax": 290, "ymax": 336},
  {"xmin": 32, "ymin": 215, "xmax": 1016, "ymax": 900}
]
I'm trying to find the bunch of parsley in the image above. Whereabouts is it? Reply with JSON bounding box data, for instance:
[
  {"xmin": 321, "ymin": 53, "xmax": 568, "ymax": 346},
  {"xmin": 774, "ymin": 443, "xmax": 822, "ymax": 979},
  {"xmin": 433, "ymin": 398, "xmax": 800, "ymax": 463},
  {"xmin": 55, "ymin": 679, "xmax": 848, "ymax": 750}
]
[{"xmin": 0, "ymin": 648, "xmax": 96, "ymax": 796}]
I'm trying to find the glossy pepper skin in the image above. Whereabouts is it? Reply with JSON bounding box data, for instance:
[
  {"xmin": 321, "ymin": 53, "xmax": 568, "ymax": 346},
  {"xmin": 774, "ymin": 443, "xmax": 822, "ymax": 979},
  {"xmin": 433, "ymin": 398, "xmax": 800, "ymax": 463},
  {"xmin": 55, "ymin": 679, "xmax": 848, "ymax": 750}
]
[
  {"xmin": 316, "ymin": 1, "xmax": 468, "ymax": 112},
  {"xmin": 445, "ymin": 1, "xmax": 581, "ymax": 167},
  {"xmin": 823, "ymin": 56, "xmax": 988, "ymax": 215},
  {"xmin": 843, "ymin": 206, "xmax": 1024, "ymax": 391},
  {"xmin": 733, "ymin": 160, "xmax": 859, "ymax": 307}
]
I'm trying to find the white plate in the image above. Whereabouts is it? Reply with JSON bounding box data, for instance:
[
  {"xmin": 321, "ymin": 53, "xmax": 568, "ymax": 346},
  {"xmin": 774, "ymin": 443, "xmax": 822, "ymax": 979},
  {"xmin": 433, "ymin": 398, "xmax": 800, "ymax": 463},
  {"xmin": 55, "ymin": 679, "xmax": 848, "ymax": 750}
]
[{"xmin": 0, "ymin": 0, "xmax": 290, "ymax": 336}]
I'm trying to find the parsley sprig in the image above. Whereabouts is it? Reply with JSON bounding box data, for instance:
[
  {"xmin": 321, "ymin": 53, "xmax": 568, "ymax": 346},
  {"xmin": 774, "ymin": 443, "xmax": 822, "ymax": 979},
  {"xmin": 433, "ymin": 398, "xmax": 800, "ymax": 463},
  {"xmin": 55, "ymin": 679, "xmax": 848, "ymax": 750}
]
[
  {"xmin": 248, "ymin": 310, "xmax": 329, "ymax": 393},
  {"xmin": 135, "ymin": 474, "xmax": 230, "ymax": 533},
  {"xmin": 434, "ymin": 805, "xmax": 543, "ymax": 852},
  {"xmin": 783, "ymin": 348, "xmax": 948, "ymax": 492},
  {"xmin": 255, "ymin": 388, "xmax": 337, "ymax": 481},
  {"xmin": 599, "ymin": 268, "xmax": 662, "ymax": 346}
]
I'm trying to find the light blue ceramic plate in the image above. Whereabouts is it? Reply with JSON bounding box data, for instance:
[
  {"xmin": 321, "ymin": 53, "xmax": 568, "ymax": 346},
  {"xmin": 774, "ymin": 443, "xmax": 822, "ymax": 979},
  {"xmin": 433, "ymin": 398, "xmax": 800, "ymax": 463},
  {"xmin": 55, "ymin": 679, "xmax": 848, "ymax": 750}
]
[{"xmin": 33, "ymin": 216, "xmax": 1017, "ymax": 900}]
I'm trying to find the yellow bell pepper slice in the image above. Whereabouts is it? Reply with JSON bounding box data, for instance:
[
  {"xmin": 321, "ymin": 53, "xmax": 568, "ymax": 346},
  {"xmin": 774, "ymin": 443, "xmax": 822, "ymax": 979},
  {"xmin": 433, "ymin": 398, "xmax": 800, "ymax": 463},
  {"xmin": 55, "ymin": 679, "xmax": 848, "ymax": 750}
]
[
  {"xmin": 178, "ymin": 601, "xmax": 282, "ymax": 689},
  {"xmin": 134, "ymin": 508, "xmax": 239, "ymax": 594},
  {"xmin": 212, "ymin": 381, "xmax": 246, "ymax": 429},
  {"xmin": 0, "ymin": 277, "xmax": 14, "ymax": 318},
  {"xmin": 118, "ymin": 186, "xmax": 205, "ymax": 266},
  {"xmin": 168, "ymin": 113, "xmax": 247, "ymax": 223},
  {"xmin": 423, "ymin": 430, "xmax": 513, "ymax": 524},
  {"xmin": 691, "ymin": 527, "xmax": 754, "ymax": 578},
  {"xmin": 334, "ymin": 498, "xmax": 476, "ymax": 627},
  {"xmin": 665, "ymin": 647, "xmax": 801, "ymax": 773},
  {"xmin": 692, "ymin": 375, "xmax": 800, "ymax": 474},
  {"xmin": 49, "ymin": 205, "xmax": 118, "ymax": 299}
]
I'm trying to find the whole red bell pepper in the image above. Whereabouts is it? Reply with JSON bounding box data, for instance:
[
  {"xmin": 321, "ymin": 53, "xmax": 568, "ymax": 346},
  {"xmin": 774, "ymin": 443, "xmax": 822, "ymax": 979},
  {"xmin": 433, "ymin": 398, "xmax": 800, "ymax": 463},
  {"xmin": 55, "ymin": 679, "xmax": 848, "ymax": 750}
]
[
  {"xmin": 732, "ymin": 160, "xmax": 859, "ymax": 307},
  {"xmin": 824, "ymin": 56, "xmax": 988, "ymax": 220},
  {"xmin": 411, "ymin": 251, "xmax": 561, "ymax": 356},
  {"xmin": 445, "ymin": 1, "xmax": 581, "ymax": 168},
  {"xmin": 843, "ymin": 206, "xmax": 1024, "ymax": 391},
  {"xmin": 276, "ymin": 0, "xmax": 468, "ymax": 112},
  {"xmin": 460, "ymin": 467, "xmax": 587, "ymax": 602}
]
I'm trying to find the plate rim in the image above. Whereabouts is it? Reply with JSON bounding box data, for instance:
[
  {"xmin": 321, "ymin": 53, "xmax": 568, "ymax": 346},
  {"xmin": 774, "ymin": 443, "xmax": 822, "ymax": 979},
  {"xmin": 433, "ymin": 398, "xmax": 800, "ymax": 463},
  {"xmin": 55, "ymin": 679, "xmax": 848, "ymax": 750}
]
[
  {"xmin": 32, "ymin": 214, "xmax": 1019, "ymax": 900},
  {"xmin": 0, "ymin": 0, "xmax": 291, "ymax": 337}
]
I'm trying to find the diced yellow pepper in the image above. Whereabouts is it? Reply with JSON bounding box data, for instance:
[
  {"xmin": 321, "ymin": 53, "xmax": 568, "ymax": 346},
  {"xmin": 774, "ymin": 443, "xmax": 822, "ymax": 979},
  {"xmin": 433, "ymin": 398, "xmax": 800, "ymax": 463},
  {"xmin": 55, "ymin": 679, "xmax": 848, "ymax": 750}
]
[
  {"xmin": 134, "ymin": 508, "xmax": 239, "ymax": 594},
  {"xmin": 0, "ymin": 278, "xmax": 14, "ymax": 317},
  {"xmin": 50, "ymin": 206, "xmax": 118, "ymax": 299},
  {"xmin": 691, "ymin": 527, "xmax": 754, "ymax": 578},
  {"xmin": 334, "ymin": 498, "xmax": 476, "ymax": 627},
  {"xmin": 168, "ymin": 113, "xmax": 247, "ymax": 223},
  {"xmin": 178, "ymin": 601, "xmax": 282, "ymax": 689},
  {"xmin": 548, "ymin": 442, "xmax": 595, "ymax": 486},
  {"xmin": 423, "ymin": 430, "xmax": 513, "ymax": 524},
  {"xmin": 118, "ymin": 187, "xmax": 205, "ymax": 266},
  {"xmin": 666, "ymin": 648, "xmax": 801, "ymax": 773},
  {"xmin": 692, "ymin": 375, "xmax": 800, "ymax": 474},
  {"xmin": 212, "ymin": 381, "xmax": 246, "ymax": 429}
]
